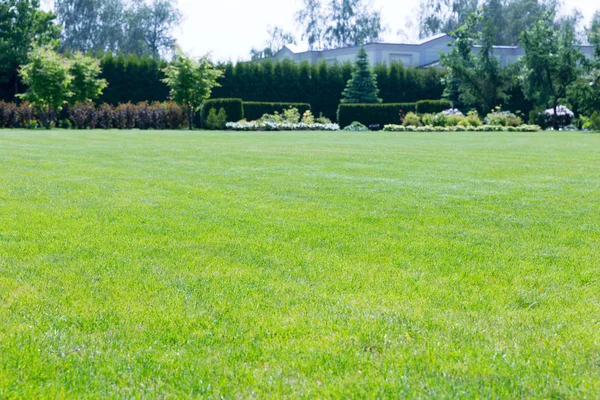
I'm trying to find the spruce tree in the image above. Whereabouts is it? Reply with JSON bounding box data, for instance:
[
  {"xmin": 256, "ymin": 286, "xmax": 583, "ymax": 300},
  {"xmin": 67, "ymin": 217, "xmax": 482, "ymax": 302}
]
[{"xmin": 341, "ymin": 46, "xmax": 382, "ymax": 104}]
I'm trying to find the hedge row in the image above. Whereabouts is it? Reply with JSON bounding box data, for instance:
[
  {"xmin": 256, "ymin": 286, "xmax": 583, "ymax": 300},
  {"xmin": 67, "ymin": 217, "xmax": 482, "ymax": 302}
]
[
  {"xmin": 243, "ymin": 102, "xmax": 311, "ymax": 121},
  {"xmin": 0, "ymin": 101, "xmax": 188, "ymax": 130},
  {"xmin": 416, "ymin": 100, "xmax": 453, "ymax": 114},
  {"xmin": 337, "ymin": 103, "xmax": 417, "ymax": 128},
  {"xmin": 201, "ymin": 98, "xmax": 244, "ymax": 128}
]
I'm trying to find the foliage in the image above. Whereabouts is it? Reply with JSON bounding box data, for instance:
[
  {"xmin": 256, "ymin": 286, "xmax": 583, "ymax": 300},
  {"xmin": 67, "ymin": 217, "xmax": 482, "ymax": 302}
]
[
  {"xmin": 18, "ymin": 46, "xmax": 73, "ymax": 129},
  {"xmin": 337, "ymin": 103, "xmax": 418, "ymax": 128},
  {"xmin": 484, "ymin": 107, "xmax": 522, "ymax": 126},
  {"xmin": 0, "ymin": 0, "xmax": 61, "ymax": 100},
  {"xmin": 201, "ymin": 99, "xmax": 244, "ymax": 128},
  {"xmin": 580, "ymin": 111, "xmax": 600, "ymax": 130},
  {"xmin": 55, "ymin": 0, "xmax": 182, "ymax": 57},
  {"xmin": 340, "ymin": 46, "xmax": 382, "ymax": 104},
  {"xmin": 69, "ymin": 52, "xmax": 108, "ymax": 105},
  {"xmin": 542, "ymin": 105, "xmax": 574, "ymax": 129},
  {"xmin": 205, "ymin": 108, "xmax": 228, "ymax": 130},
  {"xmin": 225, "ymin": 121, "xmax": 340, "ymax": 131},
  {"xmin": 415, "ymin": 100, "xmax": 453, "ymax": 114},
  {"xmin": 402, "ymin": 112, "xmax": 422, "ymax": 127},
  {"xmin": 97, "ymin": 103, "xmax": 115, "ymax": 129},
  {"xmin": 383, "ymin": 123, "xmax": 541, "ymax": 132},
  {"xmin": 251, "ymin": 26, "xmax": 297, "ymax": 60},
  {"xmin": 0, "ymin": 101, "xmax": 18, "ymax": 128},
  {"xmin": 294, "ymin": 0, "xmax": 385, "ymax": 50},
  {"xmin": 301, "ymin": 110, "xmax": 315, "ymax": 124},
  {"xmin": 520, "ymin": 12, "xmax": 584, "ymax": 130},
  {"xmin": 69, "ymin": 101, "xmax": 98, "ymax": 129},
  {"xmin": 243, "ymin": 102, "xmax": 311, "ymax": 122},
  {"xmin": 342, "ymin": 121, "xmax": 369, "ymax": 131},
  {"xmin": 440, "ymin": 11, "xmax": 513, "ymax": 114},
  {"xmin": 162, "ymin": 50, "xmax": 223, "ymax": 130}
]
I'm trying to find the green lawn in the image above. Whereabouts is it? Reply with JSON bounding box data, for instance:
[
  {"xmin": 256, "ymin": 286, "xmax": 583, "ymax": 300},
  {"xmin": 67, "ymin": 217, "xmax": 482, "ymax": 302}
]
[{"xmin": 1, "ymin": 130, "xmax": 599, "ymax": 398}]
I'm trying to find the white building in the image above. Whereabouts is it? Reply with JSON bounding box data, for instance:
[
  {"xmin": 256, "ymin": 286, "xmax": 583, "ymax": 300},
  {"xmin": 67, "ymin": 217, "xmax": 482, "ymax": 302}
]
[{"xmin": 274, "ymin": 34, "xmax": 596, "ymax": 68}]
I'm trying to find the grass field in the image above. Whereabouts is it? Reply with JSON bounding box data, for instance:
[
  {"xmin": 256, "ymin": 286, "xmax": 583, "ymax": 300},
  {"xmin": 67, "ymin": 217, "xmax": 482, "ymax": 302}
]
[{"xmin": 1, "ymin": 129, "xmax": 599, "ymax": 398}]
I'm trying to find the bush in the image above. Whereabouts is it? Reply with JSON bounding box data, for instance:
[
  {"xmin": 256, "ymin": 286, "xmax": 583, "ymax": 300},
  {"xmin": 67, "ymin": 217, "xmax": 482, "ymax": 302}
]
[
  {"xmin": 135, "ymin": 102, "xmax": 153, "ymax": 130},
  {"xmin": 114, "ymin": 103, "xmax": 136, "ymax": 129},
  {"xmin": 97, "ymin": 103, "xmax": 114, "ymax": 129},
  {"xmin": 202, "ymin": 98, "xmax": 243, "ymax": 128},
  {"xmin": 465, "ymin": 110, "xmax": 482, "ymax": 127},
  {"xmin": 69, "ymin": 102, "xmax": 98, "ymax": 129},
  {"xmin": 205, "ymin": 107, "xmax": 228, "ymax": 130},
  {"xmin": 383, "ymin": 124, "xmax": 541, "ymax": 132},
  {"xmin": 244, "ymin": 102, "xmax": 311, "ymax": 121},
  {"xmin": 337, "ymin": 103, "xmax": 417, "ymax": 128},
  {"xmin": 17, "ymin": 103, "xmax": 36, "ymax": 129},
  {"xmin": 301, "ymin": 110, "xmax": 315, "ymax": 124},
  {"xmin": 150, "ymin": 102, "xmax": 167, "ymax": 130},
  {"xmin": 0, "ymin": 101, "xmax": 18, "ymax": 128},
  {"xmin": 342, "ymin": 121, "xmax": 369, "ymax": 131},
  {"xmin": 402, "ymin": 112, "xmax": 422, "ymax": 127},
  {"xmin": 416, "ymin": 100, "xmax": 453, "ymax": 114},
  {"xmin": 485, "ymin": 107, "xmax": 522, "ymax": 127},
  {"xmin": 543, "ymin": 106, "xmax": 574, "ymax": 129},
  {"xmin": 165, "ymin": 102, "xmax": 187, "ymax": 130},
  {"xmin": 582, "ymin": 111, "xmax": 600, "ymax": 131}
]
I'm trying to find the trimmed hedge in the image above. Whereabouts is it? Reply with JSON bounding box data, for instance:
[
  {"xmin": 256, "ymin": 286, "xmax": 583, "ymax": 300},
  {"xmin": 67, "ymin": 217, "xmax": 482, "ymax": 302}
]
[
  {"xmin": 337, "ymin": 103, "xmax": 417, "ymax": 128},
  {"xmin": 416, "ymin": 100, "xmax": 453, "ymax": 114},
  {"xmin": 201, "ymin": 98, "xmax": 244, "ymax": 127},
  {"xmin": 243, "ymin": 102, "xmax": 311, "ymax": 121}
]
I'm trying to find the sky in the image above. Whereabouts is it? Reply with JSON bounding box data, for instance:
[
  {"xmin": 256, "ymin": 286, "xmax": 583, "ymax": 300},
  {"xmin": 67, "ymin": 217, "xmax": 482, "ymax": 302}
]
[{"xmin": 175, "ymin": 0, "xmax": 599, "ymax": 62}]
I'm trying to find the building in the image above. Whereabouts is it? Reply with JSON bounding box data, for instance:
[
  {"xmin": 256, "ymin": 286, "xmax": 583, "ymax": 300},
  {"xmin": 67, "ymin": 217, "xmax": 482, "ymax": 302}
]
[{"xmin": 274, "ymin": 34, "xmax": 596, "ymax": 68}]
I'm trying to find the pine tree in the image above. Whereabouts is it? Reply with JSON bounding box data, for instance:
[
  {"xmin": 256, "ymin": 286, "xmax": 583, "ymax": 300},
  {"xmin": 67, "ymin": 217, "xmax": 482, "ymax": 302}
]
[{"xmin": 340, "ymin": 46, "xmax": 381, "ymax": 104}]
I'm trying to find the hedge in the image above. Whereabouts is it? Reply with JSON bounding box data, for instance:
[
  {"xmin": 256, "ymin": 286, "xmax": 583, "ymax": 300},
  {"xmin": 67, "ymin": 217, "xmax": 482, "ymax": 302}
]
[
  {"xmin": 201, "ymin": 98, "xmax": 244, "ymax": 127},
  {"xmin": 244, "ymin": 102, "xmax": 311, "ymax": 121},
  {"xmin": 416, "ymin": 100, "xmax": 453, "ymax": 114},
  {"xmin": 337, "ymin": 103, "xmax": 417, "ymax": 128}
]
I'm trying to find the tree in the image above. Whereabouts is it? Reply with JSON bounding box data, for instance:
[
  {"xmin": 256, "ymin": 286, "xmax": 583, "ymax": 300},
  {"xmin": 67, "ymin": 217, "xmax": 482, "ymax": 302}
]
[
  {"xmin": 18, "ymin": 45, "xmax": 73, "ymax": 129},
  {"xmin": 55, "ymin": 0, "xmax": 182, "ymax": 57},
  {"xmin": 324, "ymin": 0, "xmax": 384, "ymax": 48},
  {"xmin": 69, "ymin": 52, "xmax": 108, "ymax": 104},
  {"xmin": 250, "ymin": 26, "xmax": 296, "ymax": 61},
  {"xmin": 295, "ymin": 0, "xmax": 325, "ymax": 50},
  {"xmin": 340, "ymin": 46, "xmax": 381, "ymax": 104},
  {"xmin": 441, "ymin": 11, "xmax": 512, "ymax": 113},
  {"xmin": 0, "ymin": 0, "xmax": 60, "ymax": 99},
  {"xmin": 416, "ymin": 0, "xmax": 478, "ymax": 40},
  {"xmin": 521, "ymin": 12, "xmax": 584, "ymax": 129},
  {"xmin": 162, "ymin": 50, "xmax": 223, "ymax": 130}
]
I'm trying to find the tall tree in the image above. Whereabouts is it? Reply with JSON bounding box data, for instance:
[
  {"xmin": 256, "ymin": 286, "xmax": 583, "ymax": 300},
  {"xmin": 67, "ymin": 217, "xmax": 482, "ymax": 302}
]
[
  {"xmin": 324, "ymin": 0, "xmax": 384, "ymax": 48},
  {"xmin": 0, "ymin": 0, "xmax": 60, "ymax": 99},
  {"xmin": 250, "ymin": 26, "xmax": 297, "ymax": 61},
  {"xmin": 441, "ymin": 11, "xmax": 513, "ymax": 113},
  {"xmin": 295, "ymin": 0, "xmax": 325, "ymax": 50},
  {"xmin": 417, "ymin": 0, "xmax": 478, "ymax": 40},
  {"xmin": 340, "ymin": 45, "xmax": 381, "ymax": 104},
  {"xmin": 521, "ymin": 12, "xmax": 584, "ymax": 129},
  {"xmin": 162, "ymin": 50, "xmax": 223, "ymax": 130}
]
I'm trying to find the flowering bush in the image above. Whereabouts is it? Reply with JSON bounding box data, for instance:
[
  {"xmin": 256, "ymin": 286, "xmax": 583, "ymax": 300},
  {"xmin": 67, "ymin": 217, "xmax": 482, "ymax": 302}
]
[
  {"xmin": 301, "ymin": 110, "xmax": 315, "ymax": 124},
  {"xmin": 402, "ymin": 112, "xmax": 422, "ymax": 127},
  {"xmin": 543, "ymin": 105, "xmax": 574, "ymax": 129},
  {"xmin": 442, "ymin": 108, "xmax": 464, "ymax": 116},
  {"xmin": 343, "ymin": 121, "xmax": 369, "ymax": 131},
  {"xmin": 484, "ymin": 107, "xmax": 522, "ymax": 126}
]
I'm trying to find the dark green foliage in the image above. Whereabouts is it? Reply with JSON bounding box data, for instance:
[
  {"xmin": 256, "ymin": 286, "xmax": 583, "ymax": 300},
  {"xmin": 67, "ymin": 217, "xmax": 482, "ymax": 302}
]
[
  {"xmin": 244, "ymin": 102, "xmax": 311, "ymax": 121},
  {"xmin": 202, "ymin": 98, "xmax": 243, "ymax": 127},
  {"xmin": 337, "ymin": 103, "xmax": 417, "ymax": 128},
  {"xmin": 205, "ymin": 108, "xmax": 228, "ymax": 130},
  {"xmin": 99, "ymin": 54, "xmax": 170, "ymax": 105},
  {"xmin": 341, "ymin": 46, "xmax": 381, "ymax": 104},
  {"xmin": 416, "ymin": 100, "xmax": 453, "ymax": 114}
]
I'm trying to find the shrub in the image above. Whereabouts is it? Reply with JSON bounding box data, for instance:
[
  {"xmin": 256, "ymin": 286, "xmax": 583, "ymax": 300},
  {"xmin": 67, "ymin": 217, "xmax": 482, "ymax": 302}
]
[
  {"xmin": 283, "ymin": 107, "xmax": 301, "ymax": 123},
  {"xmin": 135, "ymin": 102, "xmax": 153, "ymax": 130},
  {"xmin": 151, "ymin": 102, "xmax": 167, "ymax": 130},
  {"xmin": 69, "ymin": 102, "xmax": 98, "ymax": 129},
  {"xmin": 342, "ymin": 121, "xmax": 369, "ymax": 131},
  {"xmin": 97, "ymin": 103, "xmax": 114, "ymax": 129},
  {"xmin": 543, "ymin": 106, "xmax": 574, "ymax": 129},
  {"xmin": 445, "ymin": 114, "xmax": 465, "ymax": 126},
  {"xmin": 114, "ymin": 103, "xmax": 136, "ymax": 130},
  {"xmin": 337, "ymin": 103, "xmax": 417, "ymax": 128},
  {"xmin": 0, "ymin": 101, "xmax": 18, "ymax": 128},
  {"xmin": 17, "ymin": 103, "xmax": 36, "ymax": 129},
  {"xmin": 383, "ymin": 124, "xmax": 541, "ymax": 132},
  {"xmin": 165, "ymin": 101, "xmax": 187, "ymax": 129},
  {"xmin": 465, "ymin": 110, "xmax": 482, "ymax": 127},
  {"xmin": 202, "ymin": 98, "xmax": 243, "ymax": 128},
  {"xmin": 402, "ymin": 112, "xmax": 422, "ymax": 127},
  {"xmin": 205, "ymin": 107, "xmax": 228, "ymax": 130},
  {"xmin": 485, "ymin": 107, "xmax": 522, "ymax": 127},
  {"xmin": 582, "ymin": 111, "xmax": 600, "ymax": 130},
  {"xmin": 244, "ymin": 102, "xmax": 311, "ymax": 122},
  {"xmin": 416, "ymin": 100, "xmax": 453, "ymax": 114},
  {"xmin": 301, "ymin": 110, "xmax": 315, "ymax": 124}
]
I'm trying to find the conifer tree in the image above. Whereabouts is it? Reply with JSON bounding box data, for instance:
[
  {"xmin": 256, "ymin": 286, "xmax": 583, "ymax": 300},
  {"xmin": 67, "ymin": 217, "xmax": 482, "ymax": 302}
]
[{"xmin": 340, "ymin": 46, "xmax": 381, "ymax": 104}]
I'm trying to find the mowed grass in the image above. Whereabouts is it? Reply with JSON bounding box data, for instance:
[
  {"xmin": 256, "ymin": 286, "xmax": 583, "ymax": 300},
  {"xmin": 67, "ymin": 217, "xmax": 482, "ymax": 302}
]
[{"xmin": 0, "ymin": 130, "xmax": 599, "ymax": 398}]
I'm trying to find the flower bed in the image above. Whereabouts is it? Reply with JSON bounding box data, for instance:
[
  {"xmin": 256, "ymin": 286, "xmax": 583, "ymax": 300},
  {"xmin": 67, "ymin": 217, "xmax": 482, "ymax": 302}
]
[
  {"xmin": 225, "ymin": 121, "xmax": 340, "ymax": 131},
  {"xmin": 383, "ymin": 124, "xmax": 542, "ymax": 132}
]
